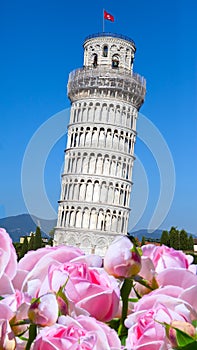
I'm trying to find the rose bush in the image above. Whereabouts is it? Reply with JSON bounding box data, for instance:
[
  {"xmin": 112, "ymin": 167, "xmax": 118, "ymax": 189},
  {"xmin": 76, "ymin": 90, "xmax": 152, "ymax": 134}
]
[{"xmin": 0, "ymin": 228, "xmax": 196, "ymax": 350}]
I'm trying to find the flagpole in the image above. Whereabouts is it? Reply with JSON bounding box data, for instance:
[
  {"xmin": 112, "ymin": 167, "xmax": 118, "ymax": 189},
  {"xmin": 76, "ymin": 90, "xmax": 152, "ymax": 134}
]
[{"xmin": 103, "ymin": 9, "xmax": 105, "ymax": 32}]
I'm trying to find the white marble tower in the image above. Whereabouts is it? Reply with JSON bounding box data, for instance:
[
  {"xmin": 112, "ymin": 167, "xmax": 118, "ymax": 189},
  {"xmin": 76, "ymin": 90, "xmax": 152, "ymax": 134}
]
[{"xmin": 54, "ymin": 33, "xmax": 146, "ymax": 255}]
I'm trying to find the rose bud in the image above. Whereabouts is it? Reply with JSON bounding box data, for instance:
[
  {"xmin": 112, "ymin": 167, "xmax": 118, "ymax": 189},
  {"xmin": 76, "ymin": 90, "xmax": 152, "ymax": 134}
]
[
  {"xmin": 168, "ymin": 320, "xmax": 196, "ymax": 348},
  {"xmin": 104, "ymin": 236, "xmax": 141, "ymax": 278},
  {"xmin": 28, "ymin": 293, "xmax": 58, "ymax": 327}
]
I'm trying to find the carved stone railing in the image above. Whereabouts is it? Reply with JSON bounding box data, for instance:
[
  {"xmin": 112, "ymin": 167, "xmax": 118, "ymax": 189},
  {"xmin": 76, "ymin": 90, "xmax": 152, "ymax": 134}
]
[{"xmin": 67, "ymin": 67, "xmax": 146, "ymax": 109}]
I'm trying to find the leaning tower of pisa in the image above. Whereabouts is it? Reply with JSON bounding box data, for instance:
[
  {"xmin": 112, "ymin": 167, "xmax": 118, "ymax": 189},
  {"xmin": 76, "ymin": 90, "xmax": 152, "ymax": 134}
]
[{"xmin": 54, "ymin": 33, "xmax": 146, "ymax": 255}]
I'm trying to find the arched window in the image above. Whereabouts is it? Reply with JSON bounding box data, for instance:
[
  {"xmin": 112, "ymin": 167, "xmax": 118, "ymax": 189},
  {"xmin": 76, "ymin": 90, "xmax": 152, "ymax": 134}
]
[
  {"xmin": 93, "ymin": 54, "xmax": 98, "ymax": 67},
  {"xmin": 103, "ymin": 45, "xmax": 108, "ymax": 57},
  {"xmin": 112, "ymin": 54, "xmax": 119, "ymax": 68}
]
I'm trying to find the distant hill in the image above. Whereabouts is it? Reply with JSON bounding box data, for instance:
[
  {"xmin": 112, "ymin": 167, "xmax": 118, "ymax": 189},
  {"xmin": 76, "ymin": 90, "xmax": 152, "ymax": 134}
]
[
  {"xmin": 0, "ymin": 214, "xmax": 56, "ymax": 242},
  {"xmin": 130, "ymin": 229, "xmax": 163, "ymax": 242},
  {"xmin": 130, "ymin": 228, "xmax": 197, "ymax": 242}
]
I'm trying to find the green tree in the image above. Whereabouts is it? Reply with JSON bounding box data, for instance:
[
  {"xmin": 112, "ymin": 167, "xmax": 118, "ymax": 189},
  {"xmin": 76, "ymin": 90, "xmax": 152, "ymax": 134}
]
[
  {"xmin": 188, "ymin": 235, "xmax": 194, "ymax": 251},
  {"xmin": 28, "ymin": 233, "xmax": 35, "ymax": 251},
  {"xmin": 169, "ymin": 226, "xmax": 179, "ymax": 249},
  {"xmin": 160, "ymin": 230, "xmax": 170, "ymax": 246},
  {"xmin": 179, "ymin": 229, "xmax": 188, "ymax": 251},
  {"xmin": 141, "ymin": 236, "xmax": 146, "ymax": 246},
  {"xmin": 20, "ymin": 236, "xmax": 29, "ymax": 258},
  {"xmin": 33, "ymin": 226, "xmax": 42, "ymax": 250}
]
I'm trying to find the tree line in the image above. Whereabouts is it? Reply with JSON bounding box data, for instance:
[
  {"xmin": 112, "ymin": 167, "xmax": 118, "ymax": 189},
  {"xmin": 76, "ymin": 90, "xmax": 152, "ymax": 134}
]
[
  {"xmin": 160, "ymin": 226, "xmax": 194, "ymax": 251},
  {"xmin": 140, "ymin": 226, "xmax": 194, "ymax": 251}
]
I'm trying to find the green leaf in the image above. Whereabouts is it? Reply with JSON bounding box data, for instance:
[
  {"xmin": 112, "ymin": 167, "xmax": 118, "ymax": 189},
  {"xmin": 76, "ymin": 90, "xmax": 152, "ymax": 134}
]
[
  {"xmin": 176, "ymin": 327, "xmax": 195, "ymax": 347},
  {"xmin": 108, "ymin": 318, "xmax": 120, "ymax": 332},
  {"xmin": 176, "ymin": 341, "xmax": 197, "ymax": 350},
  {"xmin": 128, "ymin": 298, "xmax": 138, "ymax": 302},
  {"xmin": 192, "ymin": 320, "xmax": 197, "ymax": 328}
]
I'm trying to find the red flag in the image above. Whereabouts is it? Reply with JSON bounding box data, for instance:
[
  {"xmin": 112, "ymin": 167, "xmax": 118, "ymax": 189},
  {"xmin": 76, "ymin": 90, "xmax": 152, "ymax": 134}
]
[{"xmin": 104, "ymin": 10, "xmax": 114, "ymax": 22}]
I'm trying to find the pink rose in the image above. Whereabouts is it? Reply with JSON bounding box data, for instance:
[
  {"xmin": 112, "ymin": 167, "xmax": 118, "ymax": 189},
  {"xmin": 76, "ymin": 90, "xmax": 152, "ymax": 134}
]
[
  {"xmin": 142, "ymin": 244, "xmax": 190, "ymax": 273},
  {"xmin": 0, "ymin": 320, "xmax": 16, "ymax": 350},
  {"xmin": 1, "ymin": 291, "xmax": 31, "ymax": 336},
  {"xmin": 28, "ymin": 293, "xmax": 59, "ymax": 326},
  {"xmin": 46, "ymin": 262, "xmax": 120, "ymax": 322},
  {"xmin": 104, "ymin": 236, "xmax": 141, "ymax": 278},
  {"xmin": 0, "ymin": 228, "xmax": 17, "ymax": 295},
  {"xmin": 32, "ymin": 315, "xmax": 121, "ymax": 350},
  {"xmin": 125, "ymin": 285, "xmax": 197, "ymax": 350},
  {"xmin": 14, "ymin": 245, "xmax": 85, "ymax": 297},
  {"xmin": 157, "ymin": 268, "xmax": 197, "ymax": 290}
]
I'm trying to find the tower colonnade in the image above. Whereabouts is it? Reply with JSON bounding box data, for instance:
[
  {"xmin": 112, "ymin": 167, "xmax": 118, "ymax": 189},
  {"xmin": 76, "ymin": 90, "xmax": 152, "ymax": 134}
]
[{"xmin": 54, "ymin": 33, "xmax": 146, "ymax": 255}]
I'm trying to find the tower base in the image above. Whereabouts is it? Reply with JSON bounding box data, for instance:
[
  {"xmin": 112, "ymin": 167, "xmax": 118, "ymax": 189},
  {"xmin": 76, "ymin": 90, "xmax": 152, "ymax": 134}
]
[{"xmin": 53, "ymin": 228, "xmax": 125, "ymax": 256}]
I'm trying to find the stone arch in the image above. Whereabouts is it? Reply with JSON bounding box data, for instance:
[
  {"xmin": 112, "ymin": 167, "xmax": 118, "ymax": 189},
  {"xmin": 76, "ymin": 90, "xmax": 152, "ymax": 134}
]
[
  {"xmin": 66, "ymin": 233, "xmax": 77, "ymax": 246},
  {"xmin": 87, "ymin": 102, "xmax": 94, "ymax": 122},
  {"xmin": 110, "ymin": 155, "xmax": 116, "ymax": 176},
  {"xmin": 73, "ymin": 178, "xmax": 79, "ymax": 201},
  {"xmin": 88, "ymin": 152, "xmax": 96, "ymax": 173},
  {"xmin": 86, "ymin": 179, "xmax": 93, "ymax": 202},
  {"xmin": 111, "ymin": 210, "xmax": 117, "ymax": 232},
  {"xmin": 82, "ymin": 207, "xmax": 90, "ymax": 229},
  {"xmin": 79, "ymin": 179, "xmax": 86, "ymax": 201},
  {"xmin": 119, "ymin": 131, "xmax": 124, "ymax": 152},
  {"xmin": 112, "ymin": 54, "xmax": 120, "ymax": 68},
  {"xmin": 100, "ymin": 181, "xmax": 107, "ymax": 202},
  {"xmin": 95, "ymin": 102, "xmax": 100, "ymax": 121},
  {"xmin": 89, "ymin": 207, "xmax": 97, "ymax": 230},
  {"xmin": 106, "ymin": 128, "xmax": 112, "ymax": 149},
  {"xmin": 92, "ymin": 127, "xmax": 98, "ymax": 147},
  {"xmin": 80, "ymin": 235, "xmax": 92, "ymax": 254},
  {"xmin": 108, "ymin": 104, "xmax": 115, "ymax": 123},
  {"xmin": 101, "ymin": 103, "xmax": 108, "ymax": 122},
  {"xmin": 113, "ymin": 129, "xmax": 119, "ymax": 150},
  {"xmin": 75, "ymin": 208, "xmax": 82, "ymax": 228},
  {"xmin": 114, "ymin": 183, "xmax": 120, "ymax": 205},
  {"xmin": 98, "ymin": 127, "xmax": 105, "ymax": 148},
  {"xmin": 96, "ymin": 153, "xmax": 103, "ymax": 174},
  {"xmin": 105, "ymin": 209, "xmax": 111, "ymax": 231},
  {"xmin": 108, "ymin": 182, "xmax": 114, "ymax": 204},
  {"xmin": 85, "ymin": 127, "xmax": 91, "ymax": 147},
  {"xmin": 93, "ymin": 180, "xmax": 100, "ymax": 202},
  {"xmin": 97, "ymin": 209, "xmax": 104, "ymax": 230},
  {"xmin": 103, "ymin": 155, "xmax": 110, "ymax": 175},
  {"xmin": 115, "ymin": 105, "xmax": 121, "ymax": 125},
  {"xmin": 95, "ymin": 236, "xmax": 108, "ymax": 256},
  {"xmin": 69, "ymin": 206, "xmax": 76, "ymax": 227}
]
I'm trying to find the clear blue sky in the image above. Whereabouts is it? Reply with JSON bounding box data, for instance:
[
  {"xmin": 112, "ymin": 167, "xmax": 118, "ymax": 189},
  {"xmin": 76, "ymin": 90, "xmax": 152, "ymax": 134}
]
[{"xmin": 0, "ymin": 0, "xmax": 197, "ymax": 234}]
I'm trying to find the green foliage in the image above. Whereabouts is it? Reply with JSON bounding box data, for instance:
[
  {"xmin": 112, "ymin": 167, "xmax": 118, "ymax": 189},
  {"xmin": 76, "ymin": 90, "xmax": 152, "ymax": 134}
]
[
  {"xmin": 141, "ymin": 236, "xmax": 146, "ymax": 246},
  {"xmin": 28, "ymin": 233, "xmax": 35, "ymax": 251},
  {"xmin": 169, "ymin": 226, "xmax": 180, "ymax": 250},
  {"xmin": 188, "ymin": 235, "xmax": 194, "ymax": 251},
  {"xmin": 160, "ymin": 230, "xmax": 170, "ymax": 246},
  {"xmin": 20, "ymin": 236, "xmax": 29, "ymax": 258},
  {"xmin": 33, "ymin": 226, "xmax": 42, "ymax": 250},
  {"xmin": 180, "ymin": 230, "xmax": 189, "ymax": 251},
  {"xmin": 13, "ymin": 242, "xmax": 22, "ymax": 261}
]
